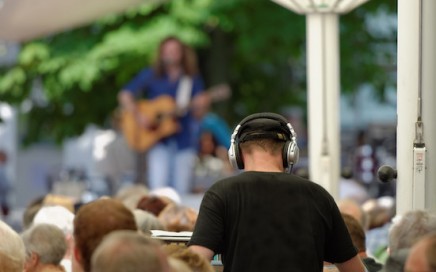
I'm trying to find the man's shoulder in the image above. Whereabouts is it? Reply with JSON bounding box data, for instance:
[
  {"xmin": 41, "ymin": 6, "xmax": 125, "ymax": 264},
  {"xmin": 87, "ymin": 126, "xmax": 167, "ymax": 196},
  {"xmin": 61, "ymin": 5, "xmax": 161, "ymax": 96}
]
[{"xmin": 210, "ymin": 171, "xmax": 327, "ymax": 191}]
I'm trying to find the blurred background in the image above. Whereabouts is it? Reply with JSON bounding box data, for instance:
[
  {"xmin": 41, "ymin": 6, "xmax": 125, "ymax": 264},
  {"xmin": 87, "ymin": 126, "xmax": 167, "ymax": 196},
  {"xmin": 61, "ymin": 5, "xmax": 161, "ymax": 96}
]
[{"xmin": 0, "ymin": 0, "xmax": 396, "ymax": 218}]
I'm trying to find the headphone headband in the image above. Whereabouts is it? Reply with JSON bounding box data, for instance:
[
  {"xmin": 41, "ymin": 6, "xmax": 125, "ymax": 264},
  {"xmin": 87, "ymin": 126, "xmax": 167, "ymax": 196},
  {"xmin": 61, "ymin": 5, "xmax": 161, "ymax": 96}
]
[{"xmin": 228, "ymin": 112, "xmax": 299, "ymax": 171}]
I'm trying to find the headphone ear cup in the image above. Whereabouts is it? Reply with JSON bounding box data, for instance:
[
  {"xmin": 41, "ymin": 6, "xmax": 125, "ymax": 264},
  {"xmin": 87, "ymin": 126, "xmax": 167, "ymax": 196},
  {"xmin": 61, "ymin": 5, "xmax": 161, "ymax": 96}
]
[
  {"xmin": 234, "ymin": 143, "xmax": 244, "ymax": 169},
  {"xmin": 282, "ymin": 141, "xmax": 291, "ymax": 168},
  {"xmin": 282, "ymin": 140, "xmax": 299, "ymax": 168},
  {"xmin": 228, "ymin": 142, "xmax": 238, "ymax": 170},
  {"xmin": 228, "ymin": 142, "xmax": 244, "ymax": 170}
]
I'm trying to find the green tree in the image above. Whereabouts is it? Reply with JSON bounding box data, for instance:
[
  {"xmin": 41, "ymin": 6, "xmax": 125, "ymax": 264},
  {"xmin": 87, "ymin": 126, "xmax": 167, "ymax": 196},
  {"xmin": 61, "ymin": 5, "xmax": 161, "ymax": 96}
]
[{"xmin": 0, "ymin": 0, "xmax": 396, "ymax": 145}]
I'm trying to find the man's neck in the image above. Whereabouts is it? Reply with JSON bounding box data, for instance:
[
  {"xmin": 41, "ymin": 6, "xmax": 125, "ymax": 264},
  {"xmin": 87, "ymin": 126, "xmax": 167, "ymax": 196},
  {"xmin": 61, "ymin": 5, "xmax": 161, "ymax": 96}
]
[{"xmin": 242, "ymin": 150, "xmax": 284, "ymax": 173}]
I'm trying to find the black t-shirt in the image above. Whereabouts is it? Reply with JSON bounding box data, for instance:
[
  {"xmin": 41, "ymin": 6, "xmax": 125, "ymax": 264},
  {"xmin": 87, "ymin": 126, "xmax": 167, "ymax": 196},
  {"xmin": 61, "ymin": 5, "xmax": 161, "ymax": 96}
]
[{"xmin": 189, "ymin": 171, "xmax": 357, "ymax": 272}]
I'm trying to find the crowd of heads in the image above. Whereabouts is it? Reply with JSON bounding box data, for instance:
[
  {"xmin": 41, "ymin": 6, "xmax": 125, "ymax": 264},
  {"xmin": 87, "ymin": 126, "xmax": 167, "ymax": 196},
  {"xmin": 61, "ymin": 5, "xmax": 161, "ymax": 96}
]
[
  {"xmin": 1, "ymin": 123, "xmax": 436, "ymax": 272},
  {"xmin": 335, "ymin": 195, "xmax": 436, "ymax": 272},
  {"xmin": 0, "ymin": 184, "xmax": 214, "ymax": 272},
  {"xmin": 2, "ymin": 179, "xmax": 436, "ymax": 272}
]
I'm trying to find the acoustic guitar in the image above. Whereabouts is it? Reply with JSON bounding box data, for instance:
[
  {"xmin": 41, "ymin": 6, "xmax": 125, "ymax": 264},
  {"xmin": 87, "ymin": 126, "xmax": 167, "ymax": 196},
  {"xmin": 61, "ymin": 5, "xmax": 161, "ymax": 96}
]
[{"xmin": 121, "ymin": 84, "xmax": 231, "ymax": 152}]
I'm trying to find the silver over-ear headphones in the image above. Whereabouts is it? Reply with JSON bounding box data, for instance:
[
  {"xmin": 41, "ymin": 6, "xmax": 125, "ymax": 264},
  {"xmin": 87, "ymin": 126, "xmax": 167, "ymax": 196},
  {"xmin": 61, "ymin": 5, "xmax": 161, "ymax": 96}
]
[{"xmin": 228, "ymin": 112, "xmax": 299, "ymax": 171}]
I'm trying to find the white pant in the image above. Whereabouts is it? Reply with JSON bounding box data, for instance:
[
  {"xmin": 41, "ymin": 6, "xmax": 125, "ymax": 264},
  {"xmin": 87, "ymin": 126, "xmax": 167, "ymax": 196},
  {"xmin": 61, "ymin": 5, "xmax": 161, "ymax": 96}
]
[{"xmin": 147, "ymin": 142, "xmax": 196, "ymax": 194}]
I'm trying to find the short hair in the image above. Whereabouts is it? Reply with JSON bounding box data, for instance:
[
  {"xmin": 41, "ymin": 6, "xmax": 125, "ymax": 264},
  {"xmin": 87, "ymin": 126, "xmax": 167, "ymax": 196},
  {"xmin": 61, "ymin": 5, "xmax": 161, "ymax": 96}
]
[
  {"xmin": 341, "ymin": 213, "xmax": 366, "ymax": 253},
  {"xmin": 133, "ymin": 209, "xmax": 165, "ymax": 234},
  {"xmin": 21, "ymin": 223, "xmax": 67, "ymax": 265},
  {"xmin": 337, "ymin": 198, "xmax": 368, "ymax": 230},
  {"xmin": 240, "ymin": 139, "xmax": 285, "ymax": 156},
  {"xmin": 164, "ymin": 244, "xmax": 214, "ymax": 272},
  {"xmin": 389, "ymin": 210, "xmax": 436, "ymax": 253},
  {"xmin": 91, "ymin": 230, "xmax": 170, "ymax": 272},
  {"xmin": 33, "ymin": 205, "xmax": 75, "ymax": 235},
  {"xmin": 0, "ymin": 220, "xmax": 25, "ymax": 272},
  {"xmin": 74, "ymin": 198, "xmax": 137, "ymax": 272},
  {"xmin": 158, "ymin": 204, "xmax": 198, "ymax": 232},
  {"xmin": 137, "ymin": 195, "xmax": 170, "ymax": 216},
  {"xmin": 363, "ymin": 197, "xmax": 395, "ymax": 230},
  {"xmin": 115, "ymin": 184, "xmax": 149, "ymax": 210}
]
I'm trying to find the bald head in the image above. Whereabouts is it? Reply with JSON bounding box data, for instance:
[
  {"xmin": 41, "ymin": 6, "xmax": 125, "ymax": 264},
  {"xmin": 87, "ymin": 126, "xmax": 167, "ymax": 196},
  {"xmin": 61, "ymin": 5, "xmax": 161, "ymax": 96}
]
[
  {"xmin": 337, "ymin": 199, "xmax": 366, "ymax": 230},
  {"xmin": 405, "ymin": 232, "xmax": 436, "ymax": 272},
  {"xmin": 91, "ymin": 230, "xmax": 170, "ymax": 272}
]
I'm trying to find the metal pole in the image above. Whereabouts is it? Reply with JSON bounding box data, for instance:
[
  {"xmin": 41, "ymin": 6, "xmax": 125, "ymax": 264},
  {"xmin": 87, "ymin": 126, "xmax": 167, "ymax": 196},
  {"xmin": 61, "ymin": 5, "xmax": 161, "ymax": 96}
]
[
  {"xmin": 307, "ymin": 13, "xmax": 340, "ymax": 199},
  {"xmin": 397, "ymin": 0, "xmax": 436, "ymax": 214},
  {"xmin": 420, "ymin": 0, "xmax": 436, "ymax": 211}
]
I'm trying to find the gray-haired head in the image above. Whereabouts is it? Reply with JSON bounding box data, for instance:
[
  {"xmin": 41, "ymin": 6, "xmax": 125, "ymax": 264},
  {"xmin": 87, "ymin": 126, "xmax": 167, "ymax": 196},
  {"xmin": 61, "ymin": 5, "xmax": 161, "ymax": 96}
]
[
  {"xmin": 132, "ymin": 209, "xmax": 165, "ymax": 235},
  {"xmin": 389, "ymin": 210, "xmax": 436, "ymax": 253},
  {"xmin": 21, "ymin": 223, "xmax": 67, "ymax": 266}
]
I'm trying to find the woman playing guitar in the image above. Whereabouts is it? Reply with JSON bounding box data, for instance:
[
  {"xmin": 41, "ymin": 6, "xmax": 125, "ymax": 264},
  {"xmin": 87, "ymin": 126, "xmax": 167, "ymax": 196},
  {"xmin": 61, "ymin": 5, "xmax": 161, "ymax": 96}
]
[{"xmin": 118, "ymin": 36, "xmax": 205, "ymax": 194}]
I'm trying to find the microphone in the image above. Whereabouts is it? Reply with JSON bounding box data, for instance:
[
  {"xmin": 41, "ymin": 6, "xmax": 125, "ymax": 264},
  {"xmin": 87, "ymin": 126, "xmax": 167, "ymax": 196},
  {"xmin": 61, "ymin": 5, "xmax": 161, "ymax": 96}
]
[{"xmin": 377, "ymin": 165, "xmax": 397, "ymax": 183}]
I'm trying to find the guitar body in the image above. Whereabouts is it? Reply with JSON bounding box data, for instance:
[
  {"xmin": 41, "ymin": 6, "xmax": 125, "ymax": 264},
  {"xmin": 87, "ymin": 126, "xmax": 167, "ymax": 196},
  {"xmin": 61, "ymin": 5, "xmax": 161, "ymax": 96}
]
[
  {"xmin": 121, "ymin": 95, "xmax": 180, "ymax": 152},
  {"xmin": 120, "ymin": 84, "xmax": 231, "ymax": 152}
]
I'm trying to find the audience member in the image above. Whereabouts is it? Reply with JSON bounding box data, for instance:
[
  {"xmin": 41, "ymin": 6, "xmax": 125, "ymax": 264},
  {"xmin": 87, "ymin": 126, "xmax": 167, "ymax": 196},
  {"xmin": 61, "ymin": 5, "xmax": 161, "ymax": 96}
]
[
  {"xmin": 73, "ymin": 198, "xmax": 137, "ymax": 272},
  {"xmin": 405, "ymin": 232, "xmax": 436, "ymax": 272},
  {"xmin": 363, "ymin": 197, "xmax": 395, "ymax": 259},
  {"xmin": 189, "ymin": 112, "xmax": 365, "ymax": 272},
  {"xmin": 133, "ymin": 209, "xmax": 165, "ymax": 235},
  {"xmin": 380, "ymin": 210, "xmax": 436, "ymax": 271},
  {"xmin": 164, "ymin": 244, "xmax": 214, "ymax": 272},
  {"xmin": 337, "ymin": 198, "xmax": 368, "ymax": 230},
  {"xmin": 158, "ymin": 204, "xmax": 198, "ymax": 232},
  {"xmin": 115, "ymin": 184, "xmax": 149, "ymax": 210},
  {"xmin": 0, "ymin": 219, "xmax": 26, "ymax": 272},
  {"xmin": 33, "ymin": 205, "xmax": 75, "ymax": 272},
  {"xmin": 193, "ymin": 131, "xmax": 233, "ymax": 192},
  {"xmin": 137, "ymin": 195, "xmax": 171, "ymax": 216},
  {"xmin": 91, "ymin": 230, "xmax": 171, "ymax": 272},
  {"xmin": 21, "ymin": 223, "xmax": 67, "ymax": 272},
  {"xmin": 150, "ymin": 187, "xmax": 182, "ymax": 205},
  {"xmin": 388, "ymin": 210, "xmax": 436, "ymax": 253},
  {"xmin": 341, "ymin": 214, "xmax": 382, "ymax": 272}
]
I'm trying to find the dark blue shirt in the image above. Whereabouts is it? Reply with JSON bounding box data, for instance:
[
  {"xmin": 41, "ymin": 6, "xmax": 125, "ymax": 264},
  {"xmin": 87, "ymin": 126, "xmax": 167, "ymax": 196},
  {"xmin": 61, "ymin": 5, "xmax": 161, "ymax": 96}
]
[{"xmin": 123, "ymin": 68, "xmax": 204, "ymax": 150}]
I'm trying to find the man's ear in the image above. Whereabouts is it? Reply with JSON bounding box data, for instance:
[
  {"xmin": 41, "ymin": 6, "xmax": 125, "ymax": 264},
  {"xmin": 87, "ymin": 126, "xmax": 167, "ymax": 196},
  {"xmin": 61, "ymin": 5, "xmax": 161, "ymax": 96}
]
[{"xmin": 24, "ymin": 252, "xmax": 39, "ymax": 271}]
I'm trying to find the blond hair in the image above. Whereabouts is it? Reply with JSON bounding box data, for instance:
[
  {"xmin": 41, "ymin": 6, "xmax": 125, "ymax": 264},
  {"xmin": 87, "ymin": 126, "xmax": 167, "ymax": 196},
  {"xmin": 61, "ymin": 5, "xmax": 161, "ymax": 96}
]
[{"xmin": 0, "ymin": 220, "xmax": 25, "ymax": 272}]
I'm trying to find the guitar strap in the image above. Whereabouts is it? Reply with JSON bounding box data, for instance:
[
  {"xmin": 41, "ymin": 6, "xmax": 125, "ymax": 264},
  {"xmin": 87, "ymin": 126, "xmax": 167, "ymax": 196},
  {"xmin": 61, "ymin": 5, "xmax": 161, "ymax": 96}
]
[{"xmin": 175, "ymin": 75, "xmax": 193, "ymax": 116}]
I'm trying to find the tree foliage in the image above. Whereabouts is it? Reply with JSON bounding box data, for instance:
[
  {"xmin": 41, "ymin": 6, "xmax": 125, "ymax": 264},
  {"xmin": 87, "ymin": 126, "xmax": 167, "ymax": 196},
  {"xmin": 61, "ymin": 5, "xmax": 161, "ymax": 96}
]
[{"xmin": 0, "ymin": 0, "xmax": 396, "ymax": 145}]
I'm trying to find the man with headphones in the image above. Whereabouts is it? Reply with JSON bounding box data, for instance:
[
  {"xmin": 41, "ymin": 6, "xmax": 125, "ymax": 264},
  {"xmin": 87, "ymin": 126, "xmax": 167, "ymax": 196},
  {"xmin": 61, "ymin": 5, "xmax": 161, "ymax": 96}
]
[{"xmin": 189, "ymin": 113, "xmax": 365, "ymax": 272}]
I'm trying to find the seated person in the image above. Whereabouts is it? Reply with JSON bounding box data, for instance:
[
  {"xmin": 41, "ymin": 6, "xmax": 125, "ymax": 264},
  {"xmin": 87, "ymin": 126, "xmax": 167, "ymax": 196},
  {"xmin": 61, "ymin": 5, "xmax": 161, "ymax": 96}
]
[
  {"xmin": 91, "ymin": 230, "xmax": 170, "ymax": 272},
  {"xmin": 341, "ymin": 214, "xmax": 382, "ymax": 272},
  {"xmin": 73, "ymin": 198, "xmax": 137, "ymax": 272},
  {"xmin": 0, "ymin": 220, "xmax": 25, "ymax": 272},
  {"xmin": 405, "ymin": 232, "xmax": 436, "ymax": 272},
  {"xmin": 21, "ymin": 223, "xmax": 67, "ymax": 272}
]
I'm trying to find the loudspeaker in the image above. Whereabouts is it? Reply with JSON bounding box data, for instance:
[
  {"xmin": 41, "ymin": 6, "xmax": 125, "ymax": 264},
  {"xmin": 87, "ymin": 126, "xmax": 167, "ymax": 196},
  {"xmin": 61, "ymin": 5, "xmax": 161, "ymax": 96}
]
[{"xmin": 228, "ymin": 112, "xmax": 299, "ymax": 171}]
